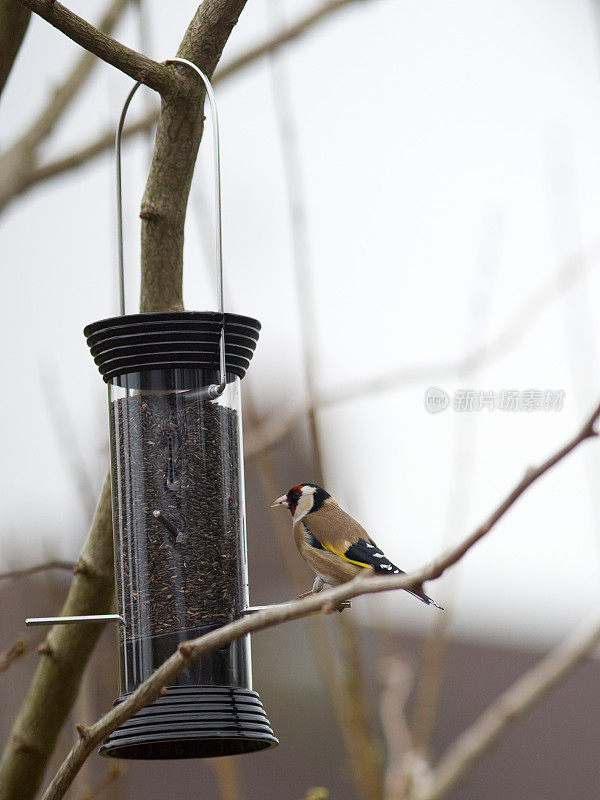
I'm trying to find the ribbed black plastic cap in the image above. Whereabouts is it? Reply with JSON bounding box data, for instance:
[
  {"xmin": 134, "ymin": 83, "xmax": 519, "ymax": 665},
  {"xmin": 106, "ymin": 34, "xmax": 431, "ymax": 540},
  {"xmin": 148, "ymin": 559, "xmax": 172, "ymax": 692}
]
[
  {"xmin": 99, "ymin": 686, "xmax": 278, "ymax": 759},
  {"xmin": 84, "ymin": 312, "xmax": 261, "ymax": 382}
]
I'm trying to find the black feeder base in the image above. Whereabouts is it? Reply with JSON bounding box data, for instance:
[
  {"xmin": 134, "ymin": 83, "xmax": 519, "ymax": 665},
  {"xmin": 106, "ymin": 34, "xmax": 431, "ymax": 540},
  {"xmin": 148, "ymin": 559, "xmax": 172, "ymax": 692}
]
[{"xmin": 99, "ymin": 687, "xmax": 278, "ymax": 759}]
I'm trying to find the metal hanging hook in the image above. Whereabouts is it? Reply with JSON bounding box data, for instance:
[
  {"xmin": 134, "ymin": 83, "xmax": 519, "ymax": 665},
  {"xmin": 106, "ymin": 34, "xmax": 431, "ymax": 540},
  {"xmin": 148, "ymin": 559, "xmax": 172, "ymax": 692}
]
[{"xmin": 115, "ymin": 57, "xmax": 226, "ymax": 399}]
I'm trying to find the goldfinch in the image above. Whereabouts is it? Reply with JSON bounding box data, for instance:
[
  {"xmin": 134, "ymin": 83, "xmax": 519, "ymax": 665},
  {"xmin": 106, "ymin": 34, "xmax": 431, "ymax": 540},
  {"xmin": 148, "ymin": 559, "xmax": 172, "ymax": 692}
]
[{"xmin": 271, "ymin": 483, "xmax": 443, "ymax": 609}]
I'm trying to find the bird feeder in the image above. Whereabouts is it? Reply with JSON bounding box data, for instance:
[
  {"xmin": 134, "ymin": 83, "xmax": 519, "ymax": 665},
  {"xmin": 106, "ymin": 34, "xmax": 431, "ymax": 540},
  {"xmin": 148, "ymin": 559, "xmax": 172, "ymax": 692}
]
[{"xmin": 83, "ymin": 59, "xmax": 277, "ymax": 758}]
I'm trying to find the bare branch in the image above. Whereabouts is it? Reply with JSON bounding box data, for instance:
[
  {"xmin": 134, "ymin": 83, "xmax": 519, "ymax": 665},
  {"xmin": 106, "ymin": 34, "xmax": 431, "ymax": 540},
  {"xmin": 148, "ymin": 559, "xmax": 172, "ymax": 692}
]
[
  {"xmin": 0, "ymin": 636, "xmax": 30, "ymax": 673},
  {"xmin": 219, "ymin": 0, "xmax": 365, "ymax": 81},
  {"xmin": 423, "ymin": 398, "xmax": 600, "ymax": 586},
  {"xmin": 0, "ymin": 0, "xmax": 30, "ymax": 97},
  {"xmin": 40, "ymin": 398, "xmax": 600, "ymax": 800},
  {"xmin": 337, "ymin": 611, "xmax": 384, "ymax": 800},
  {"xmin": 320, "ymin": 242, "xmax": 600, "ymax": 410},
  {"xmin": 266, "ymin": 11, "xmax": 385, "ymax": 791},
  {"xmin": 0, "ymin": 0, "xmax": 133, "ymax": 213},
  {"xmin": 0, "ymin": 560, "xmax": 74, "ymax": 581},
  {"xmin": 378, "ymin": 656, "xmax": 426, "ymax": 800},
  {"xmin": 21, "ymin": 0, "xmax": 131, "ymax": 151},
  {"xmin": 210, "ymin": 758, "xmax": 243, "ymax": 800},
  {"xmin": 17, "ymin": 0, "xmax": 173, "ymax": 94},
  {"xmin": 20, "ymin": 113, "xmax": 154, "ymax": 191},
  {"xmin": 1, "ymin": 0, "xmax": 375, "ymax": 209},
  {"xmin": 40, "ymin": 364, "xmax": 98, "ymax": 519},
  {"xmin": 244, "ymin": 239, "xmax": 600, "ymax": 459},
  {"xmin": 0, "ymin": 474, "xmax": 114, "ymax": 800},
  {"xmin": 409, "ymin": 615, "xmax": 448, "ymax": 759},
  {"xmin": 418, "ymin": 614, "xmax": 600, "ymax": 800},
  {"xmin": 139, "ymin": 0, "xmax": 250, "ymax": 312}
]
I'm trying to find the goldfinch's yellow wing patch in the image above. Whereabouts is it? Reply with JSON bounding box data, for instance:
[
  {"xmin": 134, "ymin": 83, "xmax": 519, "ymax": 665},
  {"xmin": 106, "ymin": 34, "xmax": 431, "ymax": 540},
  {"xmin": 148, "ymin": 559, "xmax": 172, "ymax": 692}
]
[
  {"xmin": 324, "ymin": 538, "xmax": 403, "ymax": 574},
  {"xmin": 322, "ymin": 541, "xmax": 374, "ymax": 569}
]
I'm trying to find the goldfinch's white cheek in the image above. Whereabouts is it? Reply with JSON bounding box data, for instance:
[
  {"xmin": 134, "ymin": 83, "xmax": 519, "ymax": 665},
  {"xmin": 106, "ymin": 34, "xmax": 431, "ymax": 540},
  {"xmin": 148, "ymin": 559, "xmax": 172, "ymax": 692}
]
[{"xmin": 293, "ymin": 494, "xmax": 313, "ymax": 522}]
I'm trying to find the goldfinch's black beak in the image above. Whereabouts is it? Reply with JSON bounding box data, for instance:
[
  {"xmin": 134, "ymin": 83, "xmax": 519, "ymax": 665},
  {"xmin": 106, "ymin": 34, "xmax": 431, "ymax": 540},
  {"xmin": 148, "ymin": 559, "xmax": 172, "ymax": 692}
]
[{"xmin": 270, "ymin": 495, "xmax": 289, "ymax": 508}]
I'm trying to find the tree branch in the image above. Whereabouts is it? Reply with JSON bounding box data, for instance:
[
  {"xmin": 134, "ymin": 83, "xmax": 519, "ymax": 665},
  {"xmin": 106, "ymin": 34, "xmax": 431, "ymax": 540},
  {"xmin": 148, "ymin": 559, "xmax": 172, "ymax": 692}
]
[
  {"xmin": 0, "ymin": 0, "xmax": 374, "ymax": 213},
  {"xmin": 422, "ymin": 398, "xmax": 600, "ymax": 585},
  {"xmin": 0, "ymin": 636, "xmax": 31, "ymax": 673},
  {"xmin": 378, "ymin": 656, "xmax": 428, "ymax": 800},
  {"xmin": 0, "ymin": 560, "xmax": 74, "ymax": 581},
  {"xmin": 0, "ymin": 0, "xmax": 30, "ymax": 98},
  {"xmin": 0, "ymin": 474, "xmax": 114, "ymax": 800},
  {"xmin": 17, "ymin": 0, "xmax": 173, "ymax": 94},
  {"xmin": 139, "ymin": 0, "xmax": 249, "ymax": 312},
  {"xmin": 218, "ymin": 0, "xmax": 365, "ymax": 81},
  {"xmin": 417, "ymin": 614, "xmax": 600, "ymax": 800},
  {"xmin": 40, "ymin": 398, "xmax": 600, "ymax": 800},
  {"xmin": 22, "ymin": 0, "xmax": 131, "ymax": 150},
  {"xmin": 0, "ymin": 0, "xmax": 132, "ymax": 212},
  {"xmin": 244, "ymin": 238, "xmax": 600, "ymax": 458}
]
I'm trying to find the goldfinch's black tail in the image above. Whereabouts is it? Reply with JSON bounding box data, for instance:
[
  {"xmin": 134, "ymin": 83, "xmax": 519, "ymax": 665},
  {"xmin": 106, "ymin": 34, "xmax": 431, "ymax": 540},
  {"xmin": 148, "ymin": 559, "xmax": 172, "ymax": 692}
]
[
  {"xmin": 373, "ymin": 563, "xmax": 444, "ymax": 610},
  {"xmin": 405, "ymin": 588, "xmax": 444, "ymax": 610}
]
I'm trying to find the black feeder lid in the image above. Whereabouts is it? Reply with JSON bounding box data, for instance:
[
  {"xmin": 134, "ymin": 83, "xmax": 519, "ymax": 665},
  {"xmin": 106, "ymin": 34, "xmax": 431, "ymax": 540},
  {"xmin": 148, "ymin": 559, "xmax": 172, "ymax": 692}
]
[{"xmin": 84, "ymin": 311, "xmax": 261, "ymax": 382}]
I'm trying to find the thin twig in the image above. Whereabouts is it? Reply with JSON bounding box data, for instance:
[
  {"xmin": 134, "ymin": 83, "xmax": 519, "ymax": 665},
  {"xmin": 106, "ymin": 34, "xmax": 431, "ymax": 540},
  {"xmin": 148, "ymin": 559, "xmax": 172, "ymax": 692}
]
[
  {"xmin": 417, "ymin": 614, "xmax": 600, "ymax": 800},
  {"xmin": 40, "ymin": 364, "xmax": 98, "ymax": 520},
  {"xmin": 0, "ymin": 636, "xmax": 30, "ymax": 673},
  {"xmin": 220, "ymin": 0, "xmax": 366, "ymax": 82},
  {"xmin": 20, "ymin": 0, "xmax": 131, "ymax": 152},
  {"xmin": 4, "ymin": 0, "xmax": 374, "ymax": 205},
  {"xmin": 409, "ymin": 213, "xmax": 504, "ymax": 759},
  {"xmin": 320, "ymin": 239, "xmax": 600, "ymax": 410},
  {"xmin": 267, "ymin": 8, "xmax": 384, "ymax": 793},
  {"xmin": 378, "ymin": 656, "xmax": 423, "ymax": 800},
  {"xmin": 0, "ymin": 0, "xmax": 132, "ymax": 213},
  {"xmin": 0, "ymin": 475, "xmax": 114, "ymax": 800},
  {"xmin": 17, "ymin": 0, "xmax": 173, "ymax": 94},
  {"xmin": 244, "ymin": 236, "xmax": 600, "ymax": 459},
  {"xmin": 0, "ymin": 560, "xmax": 74, "ymax": 581},
  {"xmin": 409, "ymin": 615, "xmax": 448, "ymax": 759},
  {"xmin": 40, "ymin": 398, "xmax": 600, "ymax": 800}
]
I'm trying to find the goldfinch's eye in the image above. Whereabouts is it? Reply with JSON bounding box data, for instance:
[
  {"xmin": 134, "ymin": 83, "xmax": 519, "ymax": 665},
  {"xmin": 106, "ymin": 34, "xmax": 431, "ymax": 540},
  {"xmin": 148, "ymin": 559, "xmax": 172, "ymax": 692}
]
[{"xmin": 291, "ymin": 490, "xmax": 301, "ymax": 501}]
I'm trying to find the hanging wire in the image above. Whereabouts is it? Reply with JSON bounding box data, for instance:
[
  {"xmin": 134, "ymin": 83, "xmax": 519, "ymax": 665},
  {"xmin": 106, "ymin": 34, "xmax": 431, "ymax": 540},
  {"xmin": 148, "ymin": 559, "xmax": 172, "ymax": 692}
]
[
  {"xmin": 114, "ymin": 58, "xmax": 226, "ymax": 399},
  {"xmin": 115, "ymin": 80, "xmax": 142, "ymax": 317}
]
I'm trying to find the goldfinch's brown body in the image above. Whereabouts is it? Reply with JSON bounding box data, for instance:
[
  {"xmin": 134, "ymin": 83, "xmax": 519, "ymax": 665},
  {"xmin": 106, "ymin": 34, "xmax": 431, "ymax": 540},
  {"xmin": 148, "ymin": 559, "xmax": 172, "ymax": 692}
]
[{"xmin": 271, "ymin": 483, "xmax": 442, "ymax": 609}]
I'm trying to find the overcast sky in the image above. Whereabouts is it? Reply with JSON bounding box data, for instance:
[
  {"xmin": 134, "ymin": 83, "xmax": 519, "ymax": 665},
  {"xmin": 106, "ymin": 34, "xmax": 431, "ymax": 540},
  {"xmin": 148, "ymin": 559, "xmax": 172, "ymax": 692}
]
[{"xmin": 1, "ymin": 0, "xmax": 600, "ymax": 649}]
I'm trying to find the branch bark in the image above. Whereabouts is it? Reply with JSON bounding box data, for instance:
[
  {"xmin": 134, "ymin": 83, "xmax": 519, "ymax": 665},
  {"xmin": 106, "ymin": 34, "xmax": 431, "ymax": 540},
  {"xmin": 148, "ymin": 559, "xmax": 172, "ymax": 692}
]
[
  {"xmin": 0, "ymin": 560, "xmax": 73, "ymax": 581},
  {"xmin": 0, "ymin": 0, "xmax": 373, "ymax": 213},
  {"xmin": 0, "ymin": 475, "xmax": 114, "ymax": 800},
  {"xmin": 0, "ymin": 0, "xmax": 30, "ymax": 97},
  {"xmin": 0, "ymin": 636, "xmax": 30, "ymax": 673},
  {"xmin": 139, "ymin": 0, "xmax": 249, "ymax": 312},
  {"xmin": 17, "ymin": 0, "xmax": 173, "ymax": 93},
  {"xmin": 40, "ymin": 397, "xmax": 600, "ymax": 800}
]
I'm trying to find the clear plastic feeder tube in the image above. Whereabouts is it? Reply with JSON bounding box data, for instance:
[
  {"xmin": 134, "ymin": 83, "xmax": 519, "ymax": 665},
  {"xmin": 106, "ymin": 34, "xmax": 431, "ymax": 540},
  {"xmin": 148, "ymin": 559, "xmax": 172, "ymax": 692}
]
[{"xmin": 109, "ymin": 368, "xmax": 250, "ymax": 695}]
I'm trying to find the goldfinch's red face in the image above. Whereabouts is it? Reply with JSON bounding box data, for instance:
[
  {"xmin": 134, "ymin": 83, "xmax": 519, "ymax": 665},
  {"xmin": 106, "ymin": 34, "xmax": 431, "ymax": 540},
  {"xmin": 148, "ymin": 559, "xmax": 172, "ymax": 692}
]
[
  {"xmin": 286, "ymin": 485, "xmax": 304, "ymax": 515},
  {"xmin": 270, "ymin": 484, "xmax": 316, "ymax": 517}
]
